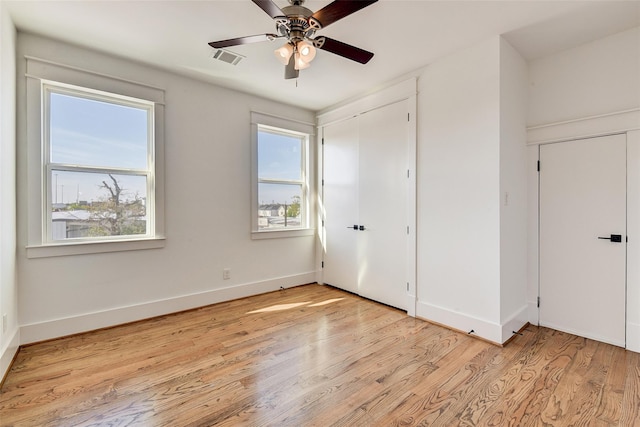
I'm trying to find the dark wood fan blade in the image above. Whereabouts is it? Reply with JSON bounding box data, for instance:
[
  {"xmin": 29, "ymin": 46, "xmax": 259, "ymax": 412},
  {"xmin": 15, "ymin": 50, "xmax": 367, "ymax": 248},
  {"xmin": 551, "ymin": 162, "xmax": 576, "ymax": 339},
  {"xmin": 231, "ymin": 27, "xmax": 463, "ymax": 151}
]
[
  {"xmin": 208, "ymin": 34, "xmax": 278, "ymax": 49},
  {"xmin": 310, "ymin": 0, "xmax": 378, "ymax": 29},
  {"xmin": 252, "ymin": 0, "xmax": 285, "ymax": 19},
  {"xmin": 314, "ymin": 36, "xmax": 374, "ymax": 64},
  {"xmin": 285, "ymin": 54, "xmax": 299, "ymax": 79}
]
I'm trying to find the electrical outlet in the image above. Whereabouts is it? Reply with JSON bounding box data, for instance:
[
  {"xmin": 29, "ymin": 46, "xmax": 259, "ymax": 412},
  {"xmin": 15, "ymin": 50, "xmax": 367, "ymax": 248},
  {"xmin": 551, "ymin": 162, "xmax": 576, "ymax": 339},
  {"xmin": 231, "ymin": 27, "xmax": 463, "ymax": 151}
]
[
  {"xmin": 2, "ymin": 314, "xmax": 7, "ymax": 333},
  {"xmin": 223, "ymin": 268, "xmax": 231, "ymax": 280}
]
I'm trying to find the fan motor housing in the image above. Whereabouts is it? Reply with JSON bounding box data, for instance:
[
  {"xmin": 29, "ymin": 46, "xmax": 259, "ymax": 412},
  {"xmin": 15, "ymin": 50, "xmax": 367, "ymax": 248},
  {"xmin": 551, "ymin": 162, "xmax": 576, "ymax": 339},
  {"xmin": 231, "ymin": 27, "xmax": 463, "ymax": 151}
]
[{"xmin": 280, "ymin": 5, "xmax": 315, "ymax": 40}]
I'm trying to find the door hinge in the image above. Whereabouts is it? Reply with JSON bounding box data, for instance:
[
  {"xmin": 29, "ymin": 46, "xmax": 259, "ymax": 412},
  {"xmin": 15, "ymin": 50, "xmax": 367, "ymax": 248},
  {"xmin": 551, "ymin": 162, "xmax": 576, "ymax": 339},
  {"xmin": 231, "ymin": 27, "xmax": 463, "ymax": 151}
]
[
  {"xmin": 537, "ymin": 296, "xmax": 540, "ymax": 308},
  {"xmin": 407, "ymin": 169, "xmax": 410, "ymax": 178},
  {"xmin": 321, "ymin": 261, "xmax": 324, "ymax": 268},
  {"xmin": 407, "ymin": 113, "xmax": 410, "ymax": 122},
  {"xmin": 322, "ymin": 220, "xmax": 325, "ymax": 227},
  {"xmin": 537, "ymin": 160, "xmax": 540, "ymax": 172},
  {"xmin": 322, "ymin": 179, "xmax": 325, "ymax": 186},
  {"xmin": 407, "ymin": 226, "xmax": 410, "ymax": 235},
  {"xmin": 407, "ymin": 282, "xmax": 409, "ymax": 291},
  {"xmin": 322, "ymin": 138, "xmax": 324, "ymax": 145}
]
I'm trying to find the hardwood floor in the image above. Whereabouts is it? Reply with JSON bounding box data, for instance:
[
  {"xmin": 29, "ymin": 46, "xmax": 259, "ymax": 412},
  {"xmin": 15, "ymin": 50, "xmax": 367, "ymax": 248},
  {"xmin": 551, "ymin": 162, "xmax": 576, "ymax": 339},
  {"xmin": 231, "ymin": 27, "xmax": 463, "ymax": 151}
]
[{"xmin": 1, "ymin": 284, "xmax": 639, "ymax": 426}]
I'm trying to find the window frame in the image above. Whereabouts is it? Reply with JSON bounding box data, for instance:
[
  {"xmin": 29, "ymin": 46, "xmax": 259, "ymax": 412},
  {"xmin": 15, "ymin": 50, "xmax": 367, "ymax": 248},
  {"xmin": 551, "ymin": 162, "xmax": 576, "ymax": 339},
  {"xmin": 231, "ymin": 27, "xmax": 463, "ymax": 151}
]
[
  {"xmin": 250, "ymin": 111, "xmax": 315, "ymax": 239},
  {"xmin": 25, "ymin": 57, "xmax": 166, "ymax": 258},
  {"xmin": 43, "ymin": 83, "xmax": 156, "ymax": 243}
]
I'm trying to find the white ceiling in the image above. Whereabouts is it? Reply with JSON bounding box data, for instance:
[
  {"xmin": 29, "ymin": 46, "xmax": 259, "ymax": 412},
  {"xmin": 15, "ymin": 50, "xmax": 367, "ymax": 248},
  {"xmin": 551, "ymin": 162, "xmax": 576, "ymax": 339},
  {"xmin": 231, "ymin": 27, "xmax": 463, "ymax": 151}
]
[{"xmin": 5, "ymin": 0, "xmax": 640, "ymax": 112}]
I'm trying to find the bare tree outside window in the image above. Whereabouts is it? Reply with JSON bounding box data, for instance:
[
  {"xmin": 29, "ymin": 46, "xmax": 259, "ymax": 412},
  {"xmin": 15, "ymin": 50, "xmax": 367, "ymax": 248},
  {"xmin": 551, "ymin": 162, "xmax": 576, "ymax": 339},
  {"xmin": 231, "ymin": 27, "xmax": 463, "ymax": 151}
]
[{"xmin": 87, "ymin": 174, "xmax": 146, "ymax": 237}]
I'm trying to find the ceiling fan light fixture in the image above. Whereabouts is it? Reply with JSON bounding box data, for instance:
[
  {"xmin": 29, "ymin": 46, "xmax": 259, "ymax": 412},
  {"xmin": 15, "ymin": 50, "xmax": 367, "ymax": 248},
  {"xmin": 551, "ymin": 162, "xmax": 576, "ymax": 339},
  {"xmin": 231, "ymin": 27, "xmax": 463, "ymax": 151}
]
[
  {"xmin": 294, "ymin": 52, "xmax": 311, "ymax": 70},
  {"xmin": 274, "ymin": 43, "xmax": 294, "ymax": 65},
  {"xmin": 209, "ymin": 0, "xmax": 379, "ymax": 79},
  {"xmin": 296, "ymin": 40, "xmax": 316, "ymax": 63}
]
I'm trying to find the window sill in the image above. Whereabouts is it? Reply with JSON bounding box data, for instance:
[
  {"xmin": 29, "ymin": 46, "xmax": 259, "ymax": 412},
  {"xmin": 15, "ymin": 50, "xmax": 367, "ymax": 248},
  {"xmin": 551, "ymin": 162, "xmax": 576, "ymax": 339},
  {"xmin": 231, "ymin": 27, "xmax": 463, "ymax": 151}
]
[
  {"xmin": 26, "ymin": 237, "xmax": 166, "ymax": 258},
  {"xmin": 251, "ymin": 228, "xmax": 315, "ymax": 240}
]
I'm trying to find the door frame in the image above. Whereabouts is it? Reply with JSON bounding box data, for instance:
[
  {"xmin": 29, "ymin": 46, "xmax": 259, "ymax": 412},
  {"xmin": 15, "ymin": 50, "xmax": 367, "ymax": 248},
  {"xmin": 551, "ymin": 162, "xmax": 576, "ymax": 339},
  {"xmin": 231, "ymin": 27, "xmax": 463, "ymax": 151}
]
[
  {"xmin": 317, "ymin": 78, "xmax": 417, "ymax": 316},
  {"xmin": 527, "ymin": 108, "xmax": 640, "ymax": 353}
]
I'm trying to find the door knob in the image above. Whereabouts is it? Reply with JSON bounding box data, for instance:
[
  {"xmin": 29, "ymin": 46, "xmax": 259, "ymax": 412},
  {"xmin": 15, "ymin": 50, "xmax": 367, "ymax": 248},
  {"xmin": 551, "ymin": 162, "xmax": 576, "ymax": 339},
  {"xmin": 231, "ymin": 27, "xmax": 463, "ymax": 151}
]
[{"xmin": 598, "ymin": 234, "xmax": 622, "ymax": 242}]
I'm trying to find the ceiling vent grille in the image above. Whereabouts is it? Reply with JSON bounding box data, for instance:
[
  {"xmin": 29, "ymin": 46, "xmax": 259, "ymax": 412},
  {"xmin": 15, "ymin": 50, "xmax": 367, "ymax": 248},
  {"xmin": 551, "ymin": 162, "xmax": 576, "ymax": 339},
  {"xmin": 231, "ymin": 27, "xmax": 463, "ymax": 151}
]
[{"xmin": 212, "ymin": 49, "xmax": 245, "ymax": 66}]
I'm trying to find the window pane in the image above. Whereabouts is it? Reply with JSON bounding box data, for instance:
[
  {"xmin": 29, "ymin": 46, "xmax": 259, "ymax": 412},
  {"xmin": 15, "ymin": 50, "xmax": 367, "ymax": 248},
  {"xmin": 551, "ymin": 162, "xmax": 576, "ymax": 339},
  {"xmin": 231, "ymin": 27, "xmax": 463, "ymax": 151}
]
[
  {"xmin": 49, "ymin": 92, "xmax": 149, "ymax": 169},
  {"xmin": 50, "ymin": 170, "xmax": 147, "ymax": 240},
  {"xmin": 258, "ymin": 130, "xmax": 302, "ymax": 181},
  {"xmin": 258, "ymin": 183, "xmax": 303, "ymax": 230}
]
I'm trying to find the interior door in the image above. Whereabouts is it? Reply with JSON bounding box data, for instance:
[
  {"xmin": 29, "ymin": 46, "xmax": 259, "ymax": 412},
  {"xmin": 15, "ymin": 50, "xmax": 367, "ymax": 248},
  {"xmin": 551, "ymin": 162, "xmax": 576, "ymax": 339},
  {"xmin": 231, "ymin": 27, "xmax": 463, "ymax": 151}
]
[
  {"xmin": 539, "ymin": 134, "xmax": 626, "ymax": 347},
  {"xmin": 322, "ymin": 116, "xmax": 359, "ymax": 294},
  {"xmin": 357, "ymin": 101, "xmax": 408, "ymax": 310},
  {"xmin": 322, "ymin": 100, "xmax": 408, "ymax": 310}
]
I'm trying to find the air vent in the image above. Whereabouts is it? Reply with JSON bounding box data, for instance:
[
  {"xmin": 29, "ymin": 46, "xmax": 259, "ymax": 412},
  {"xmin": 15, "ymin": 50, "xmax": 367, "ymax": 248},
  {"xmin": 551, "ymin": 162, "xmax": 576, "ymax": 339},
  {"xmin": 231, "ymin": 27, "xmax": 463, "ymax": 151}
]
[{"xmin": 212, "ymin": 49, "xmax": 244, "ymax": 66}]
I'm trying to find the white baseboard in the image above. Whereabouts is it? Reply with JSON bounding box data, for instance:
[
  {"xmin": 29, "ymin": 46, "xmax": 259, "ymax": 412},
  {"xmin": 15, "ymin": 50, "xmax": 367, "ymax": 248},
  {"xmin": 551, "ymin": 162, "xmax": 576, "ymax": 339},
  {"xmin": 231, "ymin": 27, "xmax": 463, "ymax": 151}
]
[
  {"xmin": 20, "ymin": 272, "xmax": 317, "ymax": 345},
  {"xmin": 416, "ymin": 300, "xmax": 503, "ymax": 344},
  {"xmin": 416, "ymin": 300, "xmax": 528, "ymax": 345},
  {"xmin": 627, "ymin": 322, "xmax": 640, "ymax": 353},
  {"xmin": 500, "ymin": 305, "xmax": 529, "ymax": 343},
  {"xmin": 1, "ymin": 327, "xmax": 20, "ymax": 382}
]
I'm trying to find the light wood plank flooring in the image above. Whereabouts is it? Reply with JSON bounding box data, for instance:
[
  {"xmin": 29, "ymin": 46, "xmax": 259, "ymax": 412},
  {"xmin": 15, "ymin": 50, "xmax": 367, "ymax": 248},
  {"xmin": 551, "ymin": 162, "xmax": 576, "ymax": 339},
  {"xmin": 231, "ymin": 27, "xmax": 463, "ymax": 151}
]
[{"xmin": 1, "ymin": 284, "xmax": 639, "ymax": 426}]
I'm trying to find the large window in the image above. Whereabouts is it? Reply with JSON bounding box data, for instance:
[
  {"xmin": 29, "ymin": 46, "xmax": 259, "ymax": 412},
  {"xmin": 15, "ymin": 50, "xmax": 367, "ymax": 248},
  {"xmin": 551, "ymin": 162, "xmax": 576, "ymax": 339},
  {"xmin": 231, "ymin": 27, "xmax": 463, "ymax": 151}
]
[
  {"xmin": 44, "ymin": 84, "xmax": 154, "ymax": 242},
  {"xmin": 251, "ymin": 112, "xmax": 314, "ymax": 238},
  {"xmin": 25, "ymin": 57, "xmax": 165, "ymax": 257},
  {"xmin": 257, "ymin": 126, "xmax": 307, "ymax": 230}
]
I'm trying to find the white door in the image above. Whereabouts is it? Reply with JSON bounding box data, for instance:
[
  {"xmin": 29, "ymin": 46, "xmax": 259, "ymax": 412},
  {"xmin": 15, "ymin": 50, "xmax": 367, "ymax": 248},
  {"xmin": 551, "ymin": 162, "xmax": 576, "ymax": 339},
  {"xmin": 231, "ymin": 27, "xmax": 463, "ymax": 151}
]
[
  {"xmin": 539, "ymin": 134, "xmax": 626, "ymax": 347},
  {"xmin": 357, "ymin": 101, "xmax": 408, "ymax": 310},
  {"xmin": 322, "ymin": 116, "xmax": 359, "ymax": 294},
  {"xmin": 323, "ymin": 100, "xmax": 409, "ymax": 310}
]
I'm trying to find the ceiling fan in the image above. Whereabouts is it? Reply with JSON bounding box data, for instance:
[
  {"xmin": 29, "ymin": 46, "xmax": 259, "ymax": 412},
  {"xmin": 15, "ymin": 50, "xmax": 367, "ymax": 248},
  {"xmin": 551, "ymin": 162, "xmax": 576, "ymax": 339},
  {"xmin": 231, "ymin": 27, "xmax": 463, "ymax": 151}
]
[{"xmin": 208, "ymin": 0, "xmax": 378, "ymax": 79}]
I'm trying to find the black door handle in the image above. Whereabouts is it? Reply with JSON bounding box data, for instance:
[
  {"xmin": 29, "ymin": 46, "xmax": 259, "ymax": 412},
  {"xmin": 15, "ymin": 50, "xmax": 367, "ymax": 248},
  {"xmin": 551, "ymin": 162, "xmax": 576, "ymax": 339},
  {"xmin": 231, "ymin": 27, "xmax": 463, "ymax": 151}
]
[
  {"xmin": 347, "ymin": 225, "xmax": 358, "ymax": 230},
  {"xmin": 598, "ymin": 234, "xmax": 622, "ymax": 242}
]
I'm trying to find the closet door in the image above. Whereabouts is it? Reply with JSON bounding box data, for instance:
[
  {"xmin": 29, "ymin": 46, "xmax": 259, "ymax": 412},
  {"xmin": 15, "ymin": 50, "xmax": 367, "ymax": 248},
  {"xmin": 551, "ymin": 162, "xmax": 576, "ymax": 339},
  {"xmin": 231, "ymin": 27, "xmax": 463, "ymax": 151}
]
[
  {"xmin": 322, "ymin": 116, "xmax": 359, "ymax": 294},
  {"xmin": 357, "ymin": 100, "xmax": 408, "ymax": 310},
  {"xmin": 323, "ymin": 100, "xmax": 409, "ymax": 310}
]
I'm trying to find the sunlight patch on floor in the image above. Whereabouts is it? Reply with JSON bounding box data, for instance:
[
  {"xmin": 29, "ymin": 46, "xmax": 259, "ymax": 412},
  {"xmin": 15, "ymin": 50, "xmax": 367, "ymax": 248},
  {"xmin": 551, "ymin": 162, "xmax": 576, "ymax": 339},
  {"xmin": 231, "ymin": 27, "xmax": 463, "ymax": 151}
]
[
  {"xmin": 246, "ymin": 297, "xmax": 345, "ymax": 314},
  {"xmin": 246, "ymin": 302, "xmax": 310, "ymax": 314},
  {"xmin": 308, "ymin": 298, "xmax": 345, "ymax": 307}
]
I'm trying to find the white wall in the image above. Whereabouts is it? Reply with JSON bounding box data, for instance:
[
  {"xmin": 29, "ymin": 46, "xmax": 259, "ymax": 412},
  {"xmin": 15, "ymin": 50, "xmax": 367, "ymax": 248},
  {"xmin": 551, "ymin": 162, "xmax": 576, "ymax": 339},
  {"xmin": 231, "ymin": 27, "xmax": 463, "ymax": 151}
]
[
  {"xmin": 16, "ymin": 34, "xmax": 317, "ymax": 344},
  {"xmin": 0, "ymin": 3, "xmax": 19, "ymax": 380},
  {"xmin": 526, "ymin": 26, "xmax": 640, "ymax": 353},
  {"xmin": 528, "ymin": 27, "xmax": 640, "ymax": 127},
  {"xmin": 416, "ymin": 36, "xmax": 528, "ymax": 344},
  {"xmin": 498, "ymin": 38, "xmax": 528, "ymax": 339},
  {"xmin": 416, "ymin": 37, "xmax": 503, "ymax": 341}
]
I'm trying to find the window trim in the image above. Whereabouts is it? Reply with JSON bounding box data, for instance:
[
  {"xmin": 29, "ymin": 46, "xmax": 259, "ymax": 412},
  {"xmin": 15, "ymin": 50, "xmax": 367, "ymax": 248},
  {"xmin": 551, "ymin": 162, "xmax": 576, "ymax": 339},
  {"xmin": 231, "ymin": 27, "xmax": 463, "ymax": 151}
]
[
  {"xmin": 250, "ymin": 111, "xmax": 315, "ymax": 239},
  {"xmin": 24, "ymin": 57, "xmax": 165, "ymax": 258}
]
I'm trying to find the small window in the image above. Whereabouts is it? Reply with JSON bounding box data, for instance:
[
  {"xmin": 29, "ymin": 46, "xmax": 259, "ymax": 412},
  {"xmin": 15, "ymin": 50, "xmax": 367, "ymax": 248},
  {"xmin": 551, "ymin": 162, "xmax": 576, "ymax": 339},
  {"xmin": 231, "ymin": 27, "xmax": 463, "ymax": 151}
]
[
  {"xmin": 257, "ymin": 125, "xmax": 307, "ymax": 230},
  {"xmin": 44, "ymin": 84, "xmax": 155, "ymax": 242}
]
